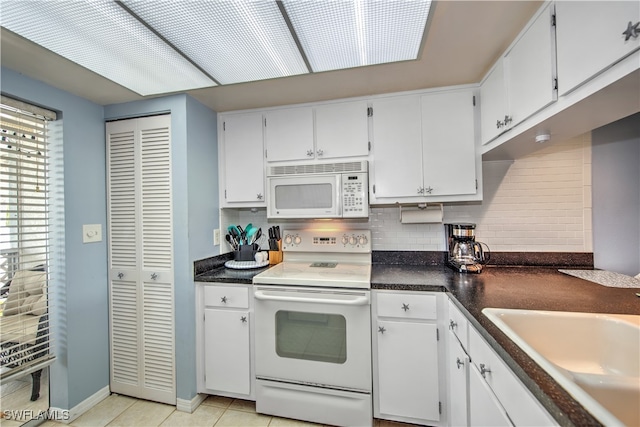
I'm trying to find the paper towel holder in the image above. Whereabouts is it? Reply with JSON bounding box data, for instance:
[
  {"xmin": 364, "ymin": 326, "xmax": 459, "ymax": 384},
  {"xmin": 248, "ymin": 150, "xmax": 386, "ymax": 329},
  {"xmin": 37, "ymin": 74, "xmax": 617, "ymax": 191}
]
[{"xmin": 398, "ymin": 203, "xmax": 443, "ymax": 223}]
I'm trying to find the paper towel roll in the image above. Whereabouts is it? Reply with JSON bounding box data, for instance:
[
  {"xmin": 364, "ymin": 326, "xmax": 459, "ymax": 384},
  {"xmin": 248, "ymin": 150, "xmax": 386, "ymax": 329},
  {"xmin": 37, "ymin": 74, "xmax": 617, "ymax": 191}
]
[{"xmin": 400, "ymin": 205, "xmax": 443, "ymax": 223}]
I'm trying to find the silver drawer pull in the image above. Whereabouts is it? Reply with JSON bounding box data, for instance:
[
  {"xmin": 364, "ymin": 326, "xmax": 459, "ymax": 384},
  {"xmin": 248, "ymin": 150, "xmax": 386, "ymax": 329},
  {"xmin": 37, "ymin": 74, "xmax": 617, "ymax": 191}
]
[
  {"xmin": 479, "ymin": 363, "xmax": 491, "ymax": 378},
  {"xmin": 240, "ymin": 316, "xmax": 247, "ymax": 323},
  {"xmin": 221, "ymin": 296, "xmax": 227, "ymax": 304},
  {"xmin": 449, "ymin": 320, "xmax": 457, "ymax": 330},
  {"xmin": 401, "ymin": 303, "xmax": 410, "ymax": 311},
  {"xmin": 456, "ymin": 358, "xmax": 464, "ymax": 369},
  {"xmin": 378, "ymin": 326, "xmax": 386, "ymax": 334}
]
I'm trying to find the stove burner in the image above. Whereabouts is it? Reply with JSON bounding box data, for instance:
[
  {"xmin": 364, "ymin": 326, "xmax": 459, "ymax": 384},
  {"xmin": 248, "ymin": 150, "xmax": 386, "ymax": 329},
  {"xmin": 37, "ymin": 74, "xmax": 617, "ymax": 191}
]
[{"xmin": 310, "ymin": 262, "xmax": 337, "ymax": 268}]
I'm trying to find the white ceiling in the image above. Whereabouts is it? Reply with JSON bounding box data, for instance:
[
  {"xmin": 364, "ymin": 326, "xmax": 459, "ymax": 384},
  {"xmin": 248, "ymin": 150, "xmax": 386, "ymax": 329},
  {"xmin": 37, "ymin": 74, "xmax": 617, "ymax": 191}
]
[{"xmin": 1, "ymin": 1, "xmax": 543, "ymax": 112}]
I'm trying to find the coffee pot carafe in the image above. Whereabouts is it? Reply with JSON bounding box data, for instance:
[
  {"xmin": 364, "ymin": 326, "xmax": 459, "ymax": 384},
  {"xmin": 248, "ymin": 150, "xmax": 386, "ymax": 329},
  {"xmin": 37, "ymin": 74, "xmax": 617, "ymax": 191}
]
[{"xmin": 445, "ymin": 223, "xmax": 490, "ymax": 273}]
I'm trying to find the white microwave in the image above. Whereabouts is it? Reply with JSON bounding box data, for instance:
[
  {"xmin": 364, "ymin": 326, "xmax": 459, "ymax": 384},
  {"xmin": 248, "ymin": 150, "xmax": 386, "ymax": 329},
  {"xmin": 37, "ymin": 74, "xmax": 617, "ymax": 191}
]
[{"xmin": 267, "ymin": 161, "xmax": 369, "ymax": 219}]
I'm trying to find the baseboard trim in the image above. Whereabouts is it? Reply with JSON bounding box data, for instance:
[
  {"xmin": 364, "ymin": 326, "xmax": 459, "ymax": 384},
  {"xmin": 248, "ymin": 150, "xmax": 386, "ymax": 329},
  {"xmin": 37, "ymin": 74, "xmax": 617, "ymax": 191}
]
[
  {"xmin": 176, "ymin": 393, "xmax": 206, "ymax": 413},
  {"xmin": 49, "ymin": 385, "xmax": 110, "ymax": 423}
]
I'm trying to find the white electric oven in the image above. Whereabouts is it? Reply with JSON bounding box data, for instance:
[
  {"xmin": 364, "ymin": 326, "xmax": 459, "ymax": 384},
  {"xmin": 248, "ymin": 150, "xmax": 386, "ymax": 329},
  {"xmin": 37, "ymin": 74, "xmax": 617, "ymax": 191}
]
[{"xmin": 252, "ymin": 229, "xmax": 372, "ymax": 427}]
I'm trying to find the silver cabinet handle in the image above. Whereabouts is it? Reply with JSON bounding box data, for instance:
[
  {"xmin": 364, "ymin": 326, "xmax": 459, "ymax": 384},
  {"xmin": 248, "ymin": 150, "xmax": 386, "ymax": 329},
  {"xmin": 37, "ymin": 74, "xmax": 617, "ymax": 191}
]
[
  {"xmin": 503, "ymin": 115, "xmax": 512, "ymax": 126},
  {"xmin": 623, "ymin": 21, "xmax": 640, "ymax": 41},
  {"xmin": 401, "ymin": 303, "xmax": 410, "ymax": 311},
  {"xmin": 417, "ymin": 187, "xmax": 424, "ymax": 194},
  {"xmin": 221, "ymin": 296, "xmax": 227, "ymax": 304},
  {"xmin": 449, "ymin": 320, "xmax": 457, "ymax": 330},
  {"xmin": 479, "ymin": 363, "xmax": 491, "ymax": 378},
  {"xmin": 240, "ymin": 316, "xmax": 247, "ymax": 323},
  {"xmin": 456, "ymin": 358, "xmax": 464, "ymax": 369},
  {"xmin": 424, "ymin": 186, "xmax": 433, "ymax": 194},
  {"xmin": 378, "ymin": 326, "xmax": 386, "ymax": 334},
  {"xmin": 256, "ymin": 193, "xmax": 263, "ymax": 200},
  {"xmin": 496, "ymin": 119, "xmax": 503, "ymax": 129},
  {"xmin": 306, "ymin": 149, "xmax": 314, "ymax": 157},
  {"xmin": 117, "ymin": 272, "xmax": 124, "ymax": 279},
  {"xmin": 316, "ymin": 149, "xmax": 324, "ymax": 157},
  {"xmin": 150, "ymin": 273, "xmax": 157, "ymax": 280}
]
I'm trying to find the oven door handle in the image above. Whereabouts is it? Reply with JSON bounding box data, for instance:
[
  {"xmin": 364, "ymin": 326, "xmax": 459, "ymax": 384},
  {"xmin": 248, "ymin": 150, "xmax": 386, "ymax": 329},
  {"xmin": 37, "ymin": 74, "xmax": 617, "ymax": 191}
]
[{"xmin": 254, "ymin": 290, "xmax": 369, "ymax": 306}]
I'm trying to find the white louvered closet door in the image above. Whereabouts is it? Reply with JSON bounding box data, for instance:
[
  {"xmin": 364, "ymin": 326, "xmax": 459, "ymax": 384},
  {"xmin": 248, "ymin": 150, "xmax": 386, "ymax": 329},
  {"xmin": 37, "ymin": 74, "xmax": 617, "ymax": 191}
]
[{"xmin": 106, "ymin": 115, "xmax": 175, "ymax": 405}]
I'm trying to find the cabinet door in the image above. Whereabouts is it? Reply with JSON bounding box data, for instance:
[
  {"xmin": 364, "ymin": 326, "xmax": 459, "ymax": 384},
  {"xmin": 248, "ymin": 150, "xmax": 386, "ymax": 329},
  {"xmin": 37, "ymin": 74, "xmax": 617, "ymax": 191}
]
[
  {"xmin": 315, "ymin": 100, "xmax": 369, "ymax": 159},
  {"xmin": 480, "ymin": 59, "xmax": 508, "ymax": 145},
  {"xmin": 505, "ymin": 2, "xmax": 556, "ymax": 127},
  {"xmin": 556, "ymin": 1, "xmax": 640, "ymax": 95},
  {"xmin": 370, "ymin": 96, "xmax": 423, "ymax": 199},
  {"xmin": 469, "ymin": 363, "xmax": 513, "ymax": 427},
  {"xmin": 222, "ymin": 112, "xmax": 265, "ymax": 204},
  {"xmin": 448, "ymin": 333, "xmax": 469, "ymax": 427},
  {"xmin": 376, "ymin": 320, "xmax": 440, "ymax": 422},
  {"xmin": 204, "ymin": 308, "xmax": 251, "ymax": 395},
  {"xmin": 421, "ymin": 90, "xmax": 477, "ymax": 196},
  {"xmin": 264, "ymin": 107, "xmax": 314, "ymax": 162}
]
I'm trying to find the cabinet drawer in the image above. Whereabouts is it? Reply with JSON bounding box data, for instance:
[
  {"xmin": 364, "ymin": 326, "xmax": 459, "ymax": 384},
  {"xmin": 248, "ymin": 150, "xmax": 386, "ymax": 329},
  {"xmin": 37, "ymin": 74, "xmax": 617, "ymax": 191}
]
[
  {"xmin": 469, "ymin": 326, "xmax": 556, "ymax": 426},
  {"xmin": 377, "ymin": 292, "xmax": 437, "ymax": 320},
  {"xmin": 448, "ymin": 299, "xmax": 469, "ymax": 350},
  {"xmin": 204, "ymin": 285, "xmax": 249, "ymax": 309}
]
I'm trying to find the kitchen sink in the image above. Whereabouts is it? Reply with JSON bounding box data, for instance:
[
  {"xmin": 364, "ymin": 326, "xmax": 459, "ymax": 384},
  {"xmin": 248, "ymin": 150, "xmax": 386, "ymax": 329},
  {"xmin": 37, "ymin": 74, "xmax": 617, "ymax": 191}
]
[{"xmin": 482, "ymin": 308, "xmax": 640, "ymax": 427}]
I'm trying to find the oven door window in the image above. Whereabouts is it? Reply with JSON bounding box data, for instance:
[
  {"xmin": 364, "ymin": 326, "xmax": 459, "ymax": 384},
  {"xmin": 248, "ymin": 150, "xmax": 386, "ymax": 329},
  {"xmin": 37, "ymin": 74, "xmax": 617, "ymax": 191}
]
[{"xmin": 275, "ymin": 310, "xmax": 347, "ymax": 364}]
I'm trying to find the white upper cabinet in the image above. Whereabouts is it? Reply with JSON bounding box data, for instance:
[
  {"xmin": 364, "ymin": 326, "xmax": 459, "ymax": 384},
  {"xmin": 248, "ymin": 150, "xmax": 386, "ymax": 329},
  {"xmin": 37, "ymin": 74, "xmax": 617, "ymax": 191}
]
[
  {"xmin": 421, "ymin": 89, "xmax": 477, "ymax": 197},
  {"xmin": 480, "ymin": 2, "xmax": 557, "ymax": 145},
  {"xmin": 264, "ymin": 100, "xmax": 369, "ymax": 163},
  {"xmin": 264, "ymin": 106, "xmax": 314, "ymax": 162},
  {"xmin": 314, "ymin": 100, "xmax": 370, "ymax": 160},
  {"xmin": 480, "ymin": 59, "xmax": 508, "ymax": 145},
  {"xmin": 555, "ymin": 1, "xmax": 640, "ymax": 96},
  {"xmin": 220, "ymin": 112, "xmax": 265, "ymax": 206},
  {"xmin": 505, "ymin": 2, "xmax": 557, "ymax": 129},
  {"xmin": 370, "ymin": 95, "xmax": 423, "ymax": 199},
  {"xmin": 371, "ymin": 88, "xmax": 479, "ymax": 203}
]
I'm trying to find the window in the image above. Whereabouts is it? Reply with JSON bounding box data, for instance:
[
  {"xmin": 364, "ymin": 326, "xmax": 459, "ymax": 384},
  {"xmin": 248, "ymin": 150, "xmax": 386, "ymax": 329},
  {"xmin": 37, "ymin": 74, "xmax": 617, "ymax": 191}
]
[{"xmin": 0, "ymin": 96, "xmax": 56, "ymax": 385}]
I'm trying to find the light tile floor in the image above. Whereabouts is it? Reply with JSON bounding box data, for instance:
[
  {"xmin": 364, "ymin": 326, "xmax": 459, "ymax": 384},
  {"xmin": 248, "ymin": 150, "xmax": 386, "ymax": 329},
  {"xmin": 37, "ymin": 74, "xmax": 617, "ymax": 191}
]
[{"xmin": 32, "ymin": 395, "xmax": 416, "ymax": 427}]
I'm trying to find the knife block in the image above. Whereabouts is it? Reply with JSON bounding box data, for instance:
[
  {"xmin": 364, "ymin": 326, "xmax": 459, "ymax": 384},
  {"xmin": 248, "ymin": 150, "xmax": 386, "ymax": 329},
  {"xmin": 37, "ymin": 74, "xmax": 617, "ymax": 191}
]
[{"xmin": 269, "ymin": 240, "xmax": 282, "ymax": 265}]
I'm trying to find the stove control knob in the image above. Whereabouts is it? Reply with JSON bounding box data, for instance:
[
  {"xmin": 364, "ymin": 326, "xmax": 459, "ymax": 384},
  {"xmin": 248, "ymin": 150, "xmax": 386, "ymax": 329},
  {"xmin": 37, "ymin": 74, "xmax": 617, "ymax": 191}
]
[
  {"xmin": 284, "ymin": 235, "xmax": 293, "ymax": 245},
  {"xmin": 341, "ymin": 235, "xmax": 349, "ymax": 245},
  {"xmin": 349, "ymin": 235, "xmax": 357, "ymax": 245},
  {"xmin": 358, "ymin": 235, "xmax": 368, "ymax": 246},
  {"xmin": 294, "ymin": 235, "xmax": 302, "ymax": 245}
]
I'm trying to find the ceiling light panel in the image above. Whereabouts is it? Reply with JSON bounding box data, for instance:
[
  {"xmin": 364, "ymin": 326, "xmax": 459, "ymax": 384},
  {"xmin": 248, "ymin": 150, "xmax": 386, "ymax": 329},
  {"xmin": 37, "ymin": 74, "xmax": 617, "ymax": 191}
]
[
  {"xmin": 282, "ymin": 0, "xmax": 432, "ymax": 72},
  {"xmin": 121, "ymin": 0, "xmax": 309, "ymax": 85},
  {"xmin": 0, "ymin": 0, "xmax": 215, "ymax": 96}
]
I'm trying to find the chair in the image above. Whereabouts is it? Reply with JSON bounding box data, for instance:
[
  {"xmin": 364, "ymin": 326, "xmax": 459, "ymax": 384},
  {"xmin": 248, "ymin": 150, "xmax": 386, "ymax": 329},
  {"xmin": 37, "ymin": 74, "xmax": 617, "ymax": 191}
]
[{"xmin": 0, "ymin": 269, "xmax": 49, "ymax": 401}]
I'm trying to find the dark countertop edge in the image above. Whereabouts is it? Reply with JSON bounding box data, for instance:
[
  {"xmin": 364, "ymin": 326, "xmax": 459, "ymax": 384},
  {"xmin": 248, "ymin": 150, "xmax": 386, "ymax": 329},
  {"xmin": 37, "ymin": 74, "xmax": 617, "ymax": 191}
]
[
  {"xmin": 445, "ymin": 296, "xmax": 578, "ymax": 427},
  {"xmin": 371, "ymin": 281, "xmax": 588, "ymax": 427}
]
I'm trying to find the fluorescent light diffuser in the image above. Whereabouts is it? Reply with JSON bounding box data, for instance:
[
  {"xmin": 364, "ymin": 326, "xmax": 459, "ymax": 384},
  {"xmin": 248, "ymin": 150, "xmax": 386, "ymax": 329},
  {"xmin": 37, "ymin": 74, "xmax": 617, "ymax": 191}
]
[
  {"xmin": 0, "ymin": 0, "xmax": 216, "ymax": 96},
  {"xmin": 121, "ymin": 0, "xmax": 308, "ymax": 85},
  {"xmin": 282, "ymin": 0, "xmax": 432, "ymax": 72}
]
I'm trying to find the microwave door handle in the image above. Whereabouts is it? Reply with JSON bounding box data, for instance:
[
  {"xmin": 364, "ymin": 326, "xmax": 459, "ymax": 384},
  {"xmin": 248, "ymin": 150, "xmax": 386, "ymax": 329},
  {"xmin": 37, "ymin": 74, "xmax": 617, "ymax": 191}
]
[
  {"xmin": 254, "ymin": 290, "xmax": 369, "ymax": 306},
  {"xmin": 335, "ymin": 174, "xmax": 342, "ymax": 215}
]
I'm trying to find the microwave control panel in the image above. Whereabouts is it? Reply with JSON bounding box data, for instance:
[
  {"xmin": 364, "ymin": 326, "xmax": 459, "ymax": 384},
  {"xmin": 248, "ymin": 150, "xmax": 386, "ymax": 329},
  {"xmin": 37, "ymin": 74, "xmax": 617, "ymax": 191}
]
[{"xmin": 342, "ymin": 172, "xmax": 368, "ymax": 217}]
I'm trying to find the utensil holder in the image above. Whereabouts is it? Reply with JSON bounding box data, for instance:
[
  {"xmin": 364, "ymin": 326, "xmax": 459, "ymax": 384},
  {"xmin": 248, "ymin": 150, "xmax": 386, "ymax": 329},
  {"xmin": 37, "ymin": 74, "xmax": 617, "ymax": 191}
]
[{"xmin": 234, "ymin": 244, "xmax": 258, "ymax": 261}]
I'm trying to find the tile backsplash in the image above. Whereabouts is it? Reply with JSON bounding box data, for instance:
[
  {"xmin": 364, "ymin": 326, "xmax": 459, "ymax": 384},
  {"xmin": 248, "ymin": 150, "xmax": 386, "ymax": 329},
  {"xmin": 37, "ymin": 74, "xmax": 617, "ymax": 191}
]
[{"xmin": 222, "ymin": 133, "xmax": 592, "ymax": 253}]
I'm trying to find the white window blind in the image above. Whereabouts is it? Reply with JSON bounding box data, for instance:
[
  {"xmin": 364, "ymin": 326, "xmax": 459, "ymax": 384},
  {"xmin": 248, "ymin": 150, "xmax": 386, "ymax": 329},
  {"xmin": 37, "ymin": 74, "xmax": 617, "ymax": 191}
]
[{"xmin": 0, "ymin": 98, "xmax": 56, "ymax": 384}]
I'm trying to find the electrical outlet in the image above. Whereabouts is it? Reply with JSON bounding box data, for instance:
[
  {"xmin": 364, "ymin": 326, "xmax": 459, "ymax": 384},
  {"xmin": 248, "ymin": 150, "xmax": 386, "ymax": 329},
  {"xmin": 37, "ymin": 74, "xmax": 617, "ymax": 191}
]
[{"xmin": 214, "ymin": 228, "xmax": 220, "ymax": 245}]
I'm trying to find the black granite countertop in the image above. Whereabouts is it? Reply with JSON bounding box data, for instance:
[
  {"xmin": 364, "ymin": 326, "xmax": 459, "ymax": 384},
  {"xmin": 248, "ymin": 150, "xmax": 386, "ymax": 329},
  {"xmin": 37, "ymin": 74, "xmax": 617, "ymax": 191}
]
[
  {"xmin": 372, "ymin": 263, "xmax": 640, "ymax": 427},
  {"xmin": 194, "ymin": 251, "xmax": 639, "ymax": 426}
]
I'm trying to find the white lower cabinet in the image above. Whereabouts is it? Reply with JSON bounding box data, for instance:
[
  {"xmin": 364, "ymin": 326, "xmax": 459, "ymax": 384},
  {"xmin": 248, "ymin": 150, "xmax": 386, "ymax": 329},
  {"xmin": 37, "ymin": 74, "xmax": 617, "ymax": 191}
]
[
  {"xmin": 447, "ymin": 297, "xmax": 557, "ymax": 427},
  {"xmin": 373, "ymin": 291, "xmax": 444, "ymax": 425},
  {"xmin": 197, "ymin": 283, "xmax": 254, "ymax": 399}
]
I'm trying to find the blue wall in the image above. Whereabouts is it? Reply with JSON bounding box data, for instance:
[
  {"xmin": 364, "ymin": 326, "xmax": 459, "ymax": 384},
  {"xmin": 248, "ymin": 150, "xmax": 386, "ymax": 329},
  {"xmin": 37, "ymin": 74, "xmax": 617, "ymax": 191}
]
[
  {"xmin": 592, "ymin": 113, "xmax": 640, "ymax": 276},
  {"xmin": 2, "ymin": 67, "xmax": 220, "ymax": 409},
  {"xmin": 1, "ymin": 67, "xmax": 109, "ymax": 410}
]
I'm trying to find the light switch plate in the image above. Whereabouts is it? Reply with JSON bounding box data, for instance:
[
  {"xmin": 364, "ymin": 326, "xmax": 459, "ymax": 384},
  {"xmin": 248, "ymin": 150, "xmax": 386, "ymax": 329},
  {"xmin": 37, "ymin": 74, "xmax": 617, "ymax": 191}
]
[
  {"xmin": 214, "ymin": 228, "xmax": 220, "ymax": 245},
  {"xmin": 83, "ymin": 224, "xmax": 102, "ymax": 243}
]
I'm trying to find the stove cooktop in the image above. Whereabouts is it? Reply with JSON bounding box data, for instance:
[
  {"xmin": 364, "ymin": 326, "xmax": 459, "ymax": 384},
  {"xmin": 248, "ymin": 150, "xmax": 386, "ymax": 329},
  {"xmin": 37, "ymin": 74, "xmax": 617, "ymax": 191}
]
[
  {"xmin": 253, "ymin": 229, "xmax": 372, "ymax": 289},
  {"xmin": 253, "ymin": 261, "xmax": 371, "ymax": 289}
]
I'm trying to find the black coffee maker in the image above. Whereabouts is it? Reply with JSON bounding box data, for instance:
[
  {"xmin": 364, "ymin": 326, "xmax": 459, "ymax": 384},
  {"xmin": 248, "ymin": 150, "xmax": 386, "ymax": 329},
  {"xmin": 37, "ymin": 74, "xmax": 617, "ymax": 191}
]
[{"xmin": 445, "ymin": 223, "xmax": 490, "ymax": 273}]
